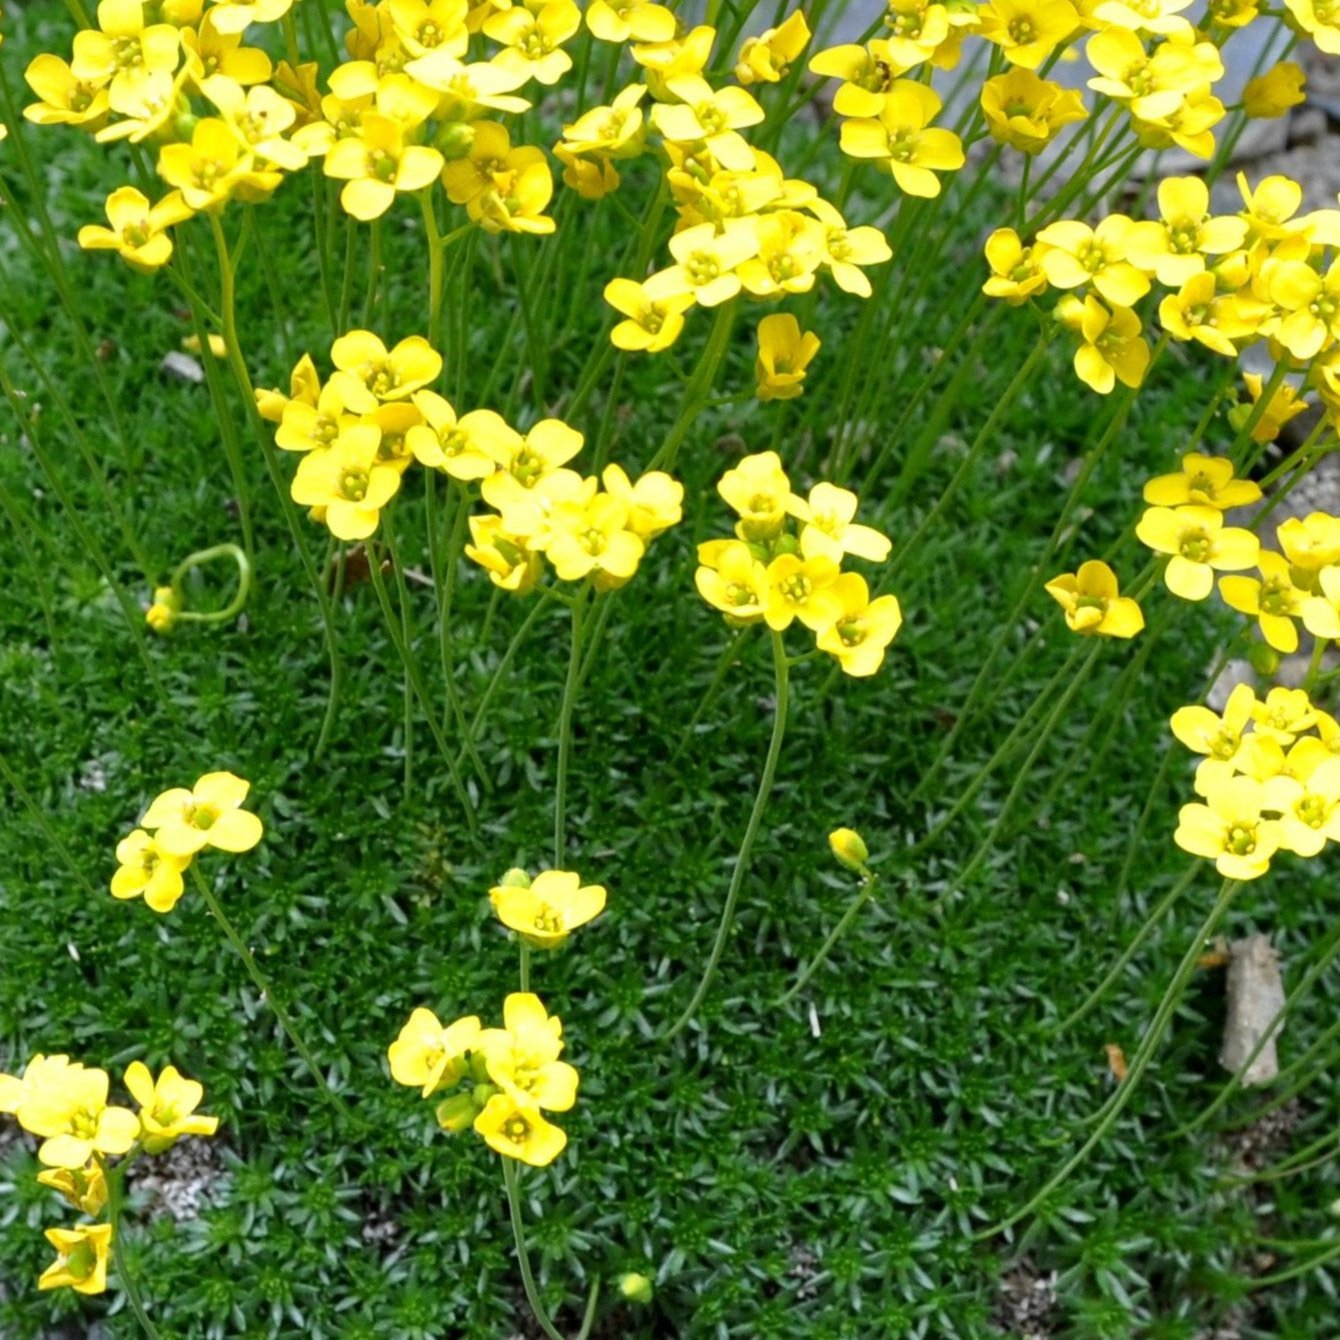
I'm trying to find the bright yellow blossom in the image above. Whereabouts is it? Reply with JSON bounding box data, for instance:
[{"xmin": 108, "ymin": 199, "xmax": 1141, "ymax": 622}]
[
  {"xmin": 763, "ymin": 553, "xmax": 843, "ymax": 631},
  {"xmin": 695, "ymin": 539, "xmax": 769, "ymax": 623},
  {"xmin": 1171, "ymin": 682, "xmax": 1256, "ymax": 762},
  {"xmin": 1136, "ymin": 504, "xmax": 1259, "ymax": 599},
  {"xmin": 16, "ymin": 1065, "xmax": 139, "ymax": 1170},
  {"xmin": 981, "ymin": 68, "xmax": 1086, "ymax": 152},
  {"xmin": 123, "ymin": 1062, "xmax": 218, "ymax": 1154},
  {"xmin": 1056, "ymin": 294, "xmax": 1150, "ymax": 395},
  {"xmin": 77, "ymin": 186, "xmax": 191, "ymax": 272},
  {"xmin": 291, "ymin": 425, "xmax": 403, "ymax": 539},
  {"xmin": 1243, "ymin": 62, "xmax": 1307, "ymax": 118},
  {"xmin": 786, "ymin": 482, "xmax": 890, "ymax": 563},
  {"xmin": 736, "ymin": 11, "xmax": 812, "ymax": 83},
  {"xmin": 754, "ymin": 314, "xmax": 821, "ymax": 401},
  {"xmin": 838, "ymin": 80, "xmax": 964, "ymax": 198},
  {"xmin": 600, "ymin": 464, "xmax": 683, "ymax": 538},
  {"xmin": 815, "ymin": 573, "xmax": 903, "ymax": 676},
  {"xmin": 36, "ymin": 1161, "xmax": 108, "ymax": 1216},
  {"xmin": 982, "ymin": 228, "xmax": 1050, "ymax": 303},
  {"xmin": 329, "ymin": 331, "xmax": 442, "ymax": 413},
  {"xmin": 1142, "ymin": 453, "xmax": 1261, "ymax": 510},
  {"xmin": 110, "ymin": 829, "xmax": 191, "ymax": 913},
  {"xmin": 603, "ymin": 274, "xmax": 695, "ymax": 352},
  {"xmin": 473, "ymin": 1091, "xmax": 567, "ymax": 1165},
  {"xmin": 140, "ymin": 771, "xmax": 264, "ymax": 858},
  {"xmin": 1219, "ymin": 551, "xmax": 1307, "ymax": 652},
  {"xmin": 718, "ymin": 451, "xmax": 791, "ymax": 539},
  {"xmin": 977, "ymin": 0, "xmax": 1079, "ymax": 69},
  {"xmin": 489, "ymin": 869, "xmax": 607, "ymax": 948},
  {"xmin": 388, "ymin": 1008, "xmax": 481, "ymax": 1096},
  {"xmin": 1175, "ymin": 775, "xmax": 1279, "ymax": 879},
  {"xmin": 39, "ymin": 1224, "xmax": 113, "ymax": 1296},
  {"xmin": 1044, "ymin": 560, "xmax": 1144, "ymax": 637}
]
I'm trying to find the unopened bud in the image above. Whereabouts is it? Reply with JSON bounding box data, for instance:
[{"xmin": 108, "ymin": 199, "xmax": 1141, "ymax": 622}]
[
  {"xmin": 1248, "ymin": 640, "xmax": 1279, "ymax": 678},
  {"xmin": 618, "ymin": 1272, "xmax": 653, "ymax": 1304},
  {"xmin": 498, "ymin": 867, "xmax": 531, "ymax": 889},
  {"xmin": 145, "ymin": 585, "xmax": 180, "ymax": 634},
  {"xmin": 435, "ymin": 1093, "xmax": 478, "ymax": 1133},
  {"xmin": 828, "ymin": 827, "xmax": 869, "ymax": 872}
]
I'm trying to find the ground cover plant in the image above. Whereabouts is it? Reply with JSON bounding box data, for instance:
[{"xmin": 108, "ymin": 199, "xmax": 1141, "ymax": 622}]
[{"xmin": 2, "ymin": 0, "xmax": 1340, "ymax": 1333}]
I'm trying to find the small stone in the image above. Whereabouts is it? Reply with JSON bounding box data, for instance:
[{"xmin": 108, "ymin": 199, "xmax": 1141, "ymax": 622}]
[
  {"xmin": 160, "ymin": 351, "xmax": 205, "ymax": 384},
  {"xmin": 1220, "ymin": 933, "xmax": 1285, "ymax": 1087}
]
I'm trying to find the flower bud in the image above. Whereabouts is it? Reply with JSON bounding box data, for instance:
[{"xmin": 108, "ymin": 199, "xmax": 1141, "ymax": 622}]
[
  {"xmin": 145, "ymin": 585, "xmax": 180, "ymax": 634},
  {"xmin": 498, "ymin": 867, "xmax": 531, "ymax": 890},
  {"xmin": 1248, "ymin": 640, "xmax": 1279, "ymax": 678},
  {"xmin": 618, "ymin": 1272, "xmax": 653, "ymax": 1304},
  {"xmin": 437, "ymin": 120, "xmax": 476, "ymax": 160},
  {"xmin": 1242, "ymin": 63, "xmax": 1306, "ymax": 120},
  {"xmin": 828, "ymin": 827, "xmax": 869, "ymax": 871},
  {"xmin": 435, "ymin": 1092, "xmax": 478, "ymax": 1134}
]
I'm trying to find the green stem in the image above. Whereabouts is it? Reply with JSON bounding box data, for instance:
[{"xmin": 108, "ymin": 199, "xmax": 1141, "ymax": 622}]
[
  {"xmin": 978, "ymin": 877, "xmax": 1239, "ymax": 1240},
  {"xmin": 778, "ymin": 873, "xmax": 879, "ymax": 1005},
  {"xmin": 554, "ymin": 587, "xmax": 589, "ymax": 867},
  {"xmin": 664, "ymin": 629, "xmax": 790, "ymax": 1040},
  {"xmin": 170, "ymin": 543, "xmax": 253, "ymax": 624},
  {"xmin": 1249, "ymin": 1238, "xmax": 1340, "ymax": 1290},
  {"xmin": 188, "ymin": 865, "xmax": 338, "ymax": 1104},
  {"xmin": 647, "ymin": 301, "xmax": 737, "ymax": 472},
  {"xmin": 101, "ymin": 1157, "xmax": 161, "ymax": 1340},
  {"xmin": 502, "ymin": 1159, "xmax": 567, "ymax": 1340}
]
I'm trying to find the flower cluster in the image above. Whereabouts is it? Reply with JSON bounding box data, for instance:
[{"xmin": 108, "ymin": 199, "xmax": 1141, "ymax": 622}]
[
  {"xmin": 389, "ymin": 993, "xmax": 577, "ymax": 1165},
  {"xmin": 111, "ymin": 770, "xmax": 263, "ymax": 913},
  {"xmin": 0, "ymin": 1053, "xmax": 216, "ymax": 1294},
  {"xmin": 1173, "ymin": 682, "xmax": 1340, "ymax": 880},
  {"xmin": 260, "ymin": 330, "xmax": 683, "ymax": 578},
  {"xmin": 985, "ymin": 174, "xmax": 1340, "ymax": 420},
  {"xmin": 695, "ymin": 451, "xmax": 901, "ymax": 677}
]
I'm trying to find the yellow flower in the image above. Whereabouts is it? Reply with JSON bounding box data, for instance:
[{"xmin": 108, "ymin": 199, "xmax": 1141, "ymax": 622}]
[
  {"xmin": 1242, "ymin": 62, "xmax": 1307, "ymax": 119},
  {"xmin": 291, "ymin": 425, "xmax": 403, "ymax": 540},
  {"xmin": 38, "ymin": 1224, "xmax": 113, "ymax": 1296},
  {"xmin": 16, "ymin": 1065, "xmax": 140, "ymax": 1170},
  {"xmin": 388, "ymin": 1008, "xmax": 481, "ymax": 1097},
  {"xmin": 1142, "ymin": 452, "xmax": 1261, "ymax": 509},
  {"xmin": 600, "ymin": 464, "xmax": 683, "ymax": 539},
  {"xmin": 1175, "ymin": 775, "xmax": 1278, "ymax": 880},
  {"xmin": 1158, "ymin": 272, "xmax": 1265, "ymax": 358},
  {"xmin": 0, "ymin": 1054, "xmax": 80, "ymax": 1116},
  {"xmin": 324, "ymin": 112, "xmax": 444, "ymax": 220},
  {"xmin": 740, "ymin": 211, "xmax": 825, "ymax": 299},
  {"xmin": 838, "ymin": 80, "xmax": 964, "ymax": 198},
  {"xmin": 586, "ymin": 0, "xmax": 676, "ymax": 43},
  {"xmin": 485, "ymin": 0, "xmax": 581, "ymax": 85},
  {"xmin": 650, "ymin": 75, "xmax": 764, "ymax": 170},
  {"xmin": 473, "ymin": 1091, "xmax": 568, "ymax": 1165},
  {"xmin": 477, "ymin": 993, "xmax": 578, "ymax": 1113},
  {"xmin": 764, "ymin": 553, "xmax": 843, "ymax": 631},
  {"xmin": 1125, "ymin": 176, "xmax": 1247, "ymax": 287},
  {"xmin": 465, "ymin": 513, "xmax": 544, "ymax": 593},
  {"xmin": 754, "ymin": 313, "xmax": 820, "ymax": 402},
  {"xmin": 481, "ymin": 418, "xmax": 585, "ymax": 510},
  {"xmin": 1219, "ymin": 551, "xmax": 1307, "ymax": 652},
  {"xmin": 489, "ymin": 868, "xmax": 607, "ymax": 948},
  {"xmin": 23, "ymin": 53, "xmax": 111, "ymax": 130},
  {"xmin": 695, "ymin": 539, "xmax": 769, "ymax": 622},
  {"xmin": 1234, "ymin": 372, "xmax": 1308, "ymax": 444},
  {"xmin": 815, "ymin": 572, "xmax": 903, "ymax": 676},
  {"xmin": 1171, "ymin": 682, "xmax": 1256, "ymax": 762},
  {"xmin": 1037, "ymin": 215, "xmax": 1150, "ymax": 307},
  {"xmin": 718, "ymin": 450, "xmax": 791, "ymax": 539},
  {"xmin": 543, "ymin": 493, "xmax": 646, "ymax": 587},
  {"xmin": 77, "ymin": 186, "xmax": 192, "ymax": 272},
  {"xmin": 110, "ymin": 829, "xmax": 191, "ymax": 913},
  {"xmin": 981, "ymin": 68, "xmax": 1086, "ymax": 153},
  {"xmin": 1136, "ymin": 504, "xmax": 1259, "ymax": 600},
  {"xmin": 1264, "ymin": 757, "xmax": 1340, "ymax": 857},
  {"xmin": 807, "ymin": 199, "xmax": 892, "ymax": 298},
  {"xmin": 35, "ymin": 1161, "xmax": 108, "ymax": 1216},
  {"xmin": 977, "ymin": 0, "xmax": 1079, "ymax": 69},
  {"xmin": 786, "ymin": 482, "xmax": 890, "ymax": 563},
  {"xmin": 736, "ymin": 10, "xmax": 811, "ymax": 83},
  {"xmin": 809, "ymin": 41, "xmax": 905, "ymax": 118},
  {"xmin": 1282, "ymin": 0, "xmax": 1340, "ymax": 54},
  {"xmin": 1044, "ymin": 559, "xmax": 1144, "ymax": 637},
  {"xmin": 157, "ymin": 119, "xmax": 280, "ymax": 211},
  {"xmin": 1056, "ymin": 294, "xmax": 1150, "ymax": 395},
  {"xmin": 71, "ymin": 0, "xmax": 180, "ymax": 103},
  {"xmin": 140, "ymin": 771, "xmax": 264, "ymax": 859},
  {"xmin": 387, "ymin": 0, "xmax": 471, "ymax": 58},
  {"xmin": 330, "ymin": 331, "xmax": 442, "ymax": 413},
  {"xmin": 559, "ymin": 83, "xmax": 647, "ymax": 158},
  {"xmin": 662, "ymin": 219, "xmax": 761, "ymax": 306},
  {"xmin": 1265, "ymin": 258, "xmax": 1340, "ymax": 361},
  {"xmin": 1251, "ymin": 686, "xmax": 1317, "ymax": 745},
  {"xmin": 1301, "ymin": 564, "xmax": 1340, "ymax": 640},
  {"xmin": 603, "ymin": 274, "xmax": 695, "ymax": 352},
  {"xmin": 407, "ymin": 393, "xmax": 506, "ymax": 481},
  {"xmin": 1278, "ymin": 512, "xmax": 1340, "ymax": 577},
  {"xmin": 468, "ymin": 146, "xmax": 557, "ymax": 234},
  {"xmin": 145, "ymin": 584, "xmax": 181, "ymax": 633},
  {"xmin": 123, "ymin": 1062, "xmax": 218, "ymax": 1154},
  {"xmin": 982, "ymin": 227, "xmax": 1050, "ymax": 304}
]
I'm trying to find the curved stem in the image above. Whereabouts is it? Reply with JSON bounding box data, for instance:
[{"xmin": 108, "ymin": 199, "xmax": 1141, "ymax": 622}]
[
  {"xmin": 647, "ymin": 300, "xmax": 737, "ymax": 473},
  {"xmin": 1249, "ymin": 1238, "xmax": 1340, "ymax": 1291},
  {"xmin": 188, "ymin": 866, "xmax": 337, "ymax": 1104},
  {"xmin": 979, "ymin": 877, "xmax": 1239, "ymax": 1240},
  {"xmin": 664, "ymin": 629, "xmax": 790, "ymax": 1040},
  {"xmin": 502, "ymin": 1159, "xmax": 567, "ymax": 1340},
  {"xmin": 171, "ymin": 543, "xmax": 253, "ymax": 624},
  {"xmin": 779, "ymin": 874, "xmax": 878, "ymax": 1005},
  {"xmin": 101, "ymin": 1157, "xmax": 161, "ymax": 1340}
]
